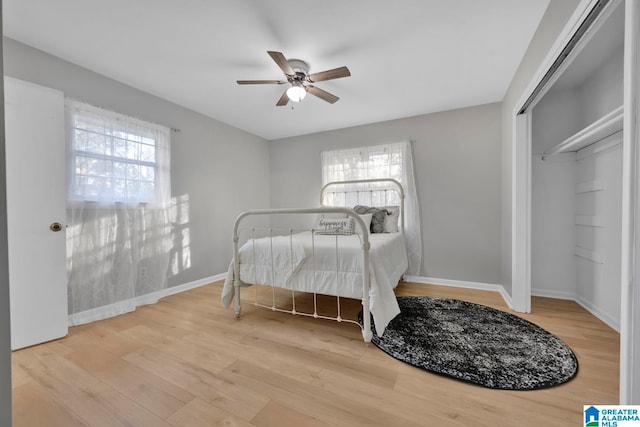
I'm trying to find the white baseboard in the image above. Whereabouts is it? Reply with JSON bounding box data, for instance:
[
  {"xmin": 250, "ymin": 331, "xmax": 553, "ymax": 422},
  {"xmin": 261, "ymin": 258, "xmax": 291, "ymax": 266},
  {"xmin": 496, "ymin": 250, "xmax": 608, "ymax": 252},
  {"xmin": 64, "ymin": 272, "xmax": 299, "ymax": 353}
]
[
  {"xmin": 574, "ymin": 295, "xmax": 620, "ymax": 333},
  {"xmin": 69, "ymin": 272, "xmax": 620, "ymax": 334},
  {"xmin": 531, "ymin": 288, "xmax": 575, "ymax": 300},
  {"xmin": 529, "ymin": 288, "xmax": 619, "ymax": 332},
  {"xmin": 163, "ymin": 274, "xmax": 226, "ymax": 297},
  {"xmin": 402, "ymin": 278, "xmax": 619, "ymax": 331},
  {"xmin": 67, "ymin": 274, "xmax": 221, "ymax": 327},
  {"xmin": 403, "ymin": 275, "xmax": 513, "ymax": 309}
]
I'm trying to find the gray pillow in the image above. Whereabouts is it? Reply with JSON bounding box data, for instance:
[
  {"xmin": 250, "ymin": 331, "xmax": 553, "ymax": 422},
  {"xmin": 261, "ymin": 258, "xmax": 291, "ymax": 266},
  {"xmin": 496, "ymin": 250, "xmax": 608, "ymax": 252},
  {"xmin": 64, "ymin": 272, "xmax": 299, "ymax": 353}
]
[{"xmin": 353, "ymin": 205, "xmax": 386, "ymax": 233}]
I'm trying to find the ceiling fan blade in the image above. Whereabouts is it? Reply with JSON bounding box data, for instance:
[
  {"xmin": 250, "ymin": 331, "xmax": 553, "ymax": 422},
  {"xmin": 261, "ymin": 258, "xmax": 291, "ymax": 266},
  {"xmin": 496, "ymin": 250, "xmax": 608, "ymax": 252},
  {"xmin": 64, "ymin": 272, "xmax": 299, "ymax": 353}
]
[
  {"xmin": 307, "ymin": 85, "xmax": 339, "ymax": 104},
  {"xmin": 308, "ymin": 66, "xmax": 351, "ymax": 83},
  {"xmin": 276, "ymin": 90, "xmax": 289, "ymax": 106},
  {"xmin": 237, "ymin": 80, "xmax": 287, "ymax": 85},
  {"xmin": 267, "ymin": 51, "xmax": 295, "ymax": 76}
]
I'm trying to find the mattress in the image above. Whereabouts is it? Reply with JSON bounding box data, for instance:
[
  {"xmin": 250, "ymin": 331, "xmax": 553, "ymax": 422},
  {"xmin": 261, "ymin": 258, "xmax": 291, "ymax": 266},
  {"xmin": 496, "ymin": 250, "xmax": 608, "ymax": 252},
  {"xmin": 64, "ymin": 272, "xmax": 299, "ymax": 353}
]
[{"xmin": 222, "ymin": 231, "xmax": 408, "ymax": 334}]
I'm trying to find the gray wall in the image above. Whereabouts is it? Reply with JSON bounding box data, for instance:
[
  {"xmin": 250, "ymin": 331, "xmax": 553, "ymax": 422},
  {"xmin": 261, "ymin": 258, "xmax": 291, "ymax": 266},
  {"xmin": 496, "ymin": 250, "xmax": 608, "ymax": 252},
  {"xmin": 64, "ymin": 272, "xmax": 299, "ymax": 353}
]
[
  {"xmin": 270, "ymin": 102, "xmax": 503, "ymax": 284},
  {"xmin": 0, "ymin": 3, "xmax": 13, "ymax": 424},
  {"xmin": 500, "ymin": 0, "xmax": 582, "ymax": 296},
  {"xmin": 3, "ymin": 37, "xmax": 270, "ymax": 288}
]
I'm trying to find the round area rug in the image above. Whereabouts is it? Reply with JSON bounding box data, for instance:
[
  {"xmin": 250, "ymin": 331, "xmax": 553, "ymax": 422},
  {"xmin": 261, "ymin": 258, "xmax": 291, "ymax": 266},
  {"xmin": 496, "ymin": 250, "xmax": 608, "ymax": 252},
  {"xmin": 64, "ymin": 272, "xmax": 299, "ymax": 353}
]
[{"xmin": 360, "ymin": 296, "xmax": 578, "ymax": 390}]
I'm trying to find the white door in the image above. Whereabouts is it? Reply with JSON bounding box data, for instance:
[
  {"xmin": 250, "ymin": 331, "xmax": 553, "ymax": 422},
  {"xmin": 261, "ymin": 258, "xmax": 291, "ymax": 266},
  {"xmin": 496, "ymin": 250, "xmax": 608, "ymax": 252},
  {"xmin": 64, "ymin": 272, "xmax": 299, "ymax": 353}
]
[{"xmin": 4, "ymin": 77, "xmax": 68, "ymax": 350}]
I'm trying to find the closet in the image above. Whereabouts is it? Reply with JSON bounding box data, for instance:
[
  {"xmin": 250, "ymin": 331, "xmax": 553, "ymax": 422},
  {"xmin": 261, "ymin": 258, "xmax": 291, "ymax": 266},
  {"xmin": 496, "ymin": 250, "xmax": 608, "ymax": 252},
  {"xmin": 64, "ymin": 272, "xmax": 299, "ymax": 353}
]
[{"xmin": 531, "ymin": 2, "xmax": 624, "ymax": 331}]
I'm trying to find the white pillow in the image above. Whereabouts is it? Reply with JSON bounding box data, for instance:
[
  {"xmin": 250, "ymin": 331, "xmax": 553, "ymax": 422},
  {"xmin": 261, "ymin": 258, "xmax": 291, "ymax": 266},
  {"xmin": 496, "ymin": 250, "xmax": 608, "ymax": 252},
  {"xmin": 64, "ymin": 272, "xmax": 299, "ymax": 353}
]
[
  {"xmin": 356, "ymin": 213, "xmax": 372, "ymax": 234},
  {"xmin": 315, "ymin": 216, "xmax": 355, "ymax": 235},
  {"xmin": 383, "ymin": 206, "xmax": 400, "ymax": 233}
]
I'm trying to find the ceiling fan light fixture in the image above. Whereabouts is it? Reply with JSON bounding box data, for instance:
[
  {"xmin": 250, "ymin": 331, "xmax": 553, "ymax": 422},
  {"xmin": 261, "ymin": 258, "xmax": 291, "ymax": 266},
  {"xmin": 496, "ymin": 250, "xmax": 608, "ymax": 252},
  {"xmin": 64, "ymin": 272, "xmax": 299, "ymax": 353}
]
[
  {"xmin": 238, "ymin": 51, "xmax": 349, "ymax": 106},
  {"xmin": 286, "ymin": 83, "xmax": 307, "ymax": 102}
]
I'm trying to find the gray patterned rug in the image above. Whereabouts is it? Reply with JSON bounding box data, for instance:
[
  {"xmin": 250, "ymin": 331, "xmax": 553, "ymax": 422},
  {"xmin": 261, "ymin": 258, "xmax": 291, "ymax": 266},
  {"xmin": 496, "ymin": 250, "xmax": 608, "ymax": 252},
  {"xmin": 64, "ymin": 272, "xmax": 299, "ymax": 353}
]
[{"xmin": 361, "ymin": 296, "xmax": 578, "ymax": 390}]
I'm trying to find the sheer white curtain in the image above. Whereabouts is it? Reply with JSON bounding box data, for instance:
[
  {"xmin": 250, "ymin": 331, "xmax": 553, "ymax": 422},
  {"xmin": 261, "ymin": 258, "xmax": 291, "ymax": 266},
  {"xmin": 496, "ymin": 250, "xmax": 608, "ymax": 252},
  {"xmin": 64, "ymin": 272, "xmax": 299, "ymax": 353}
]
[
  {"xmin": 65, "ymin": 99, "xmax": 172, "ymax": 324},
  {"xmin": 321, "ymin": 141, "xmax": 422, "ymax": 275}
]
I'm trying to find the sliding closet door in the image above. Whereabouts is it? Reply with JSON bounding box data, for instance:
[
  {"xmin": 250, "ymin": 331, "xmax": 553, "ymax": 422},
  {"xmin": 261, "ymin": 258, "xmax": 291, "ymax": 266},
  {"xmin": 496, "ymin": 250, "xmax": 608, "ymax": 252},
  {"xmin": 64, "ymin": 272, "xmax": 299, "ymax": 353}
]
[{"xmin": 4, "ymin": 77, "xmax": 67, "ymax": 349}]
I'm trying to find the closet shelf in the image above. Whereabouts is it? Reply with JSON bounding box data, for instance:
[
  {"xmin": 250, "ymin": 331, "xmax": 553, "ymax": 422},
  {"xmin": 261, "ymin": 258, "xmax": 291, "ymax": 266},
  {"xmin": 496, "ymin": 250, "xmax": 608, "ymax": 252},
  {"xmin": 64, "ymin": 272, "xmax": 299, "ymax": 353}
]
[{"xmin": 543, "ymin": 105, "xmax": 623, "ymax": 159}]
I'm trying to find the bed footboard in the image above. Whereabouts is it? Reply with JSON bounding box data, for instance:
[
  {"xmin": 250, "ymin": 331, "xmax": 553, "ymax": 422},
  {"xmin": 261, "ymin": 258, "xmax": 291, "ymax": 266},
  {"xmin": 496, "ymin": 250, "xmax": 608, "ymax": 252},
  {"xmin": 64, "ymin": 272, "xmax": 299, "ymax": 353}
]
[{"xmin": 231, "ymin": 207, "xmax": 372, "ymax": 342}]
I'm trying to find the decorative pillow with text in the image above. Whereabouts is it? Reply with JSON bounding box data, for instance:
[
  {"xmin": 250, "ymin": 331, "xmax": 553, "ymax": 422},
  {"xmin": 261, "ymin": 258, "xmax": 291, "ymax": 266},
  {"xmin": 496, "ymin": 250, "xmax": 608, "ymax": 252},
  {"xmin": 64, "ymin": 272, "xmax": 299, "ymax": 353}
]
[{"xmin": 315, "ymin": 217, "xmax": 355, "ymax": 235}]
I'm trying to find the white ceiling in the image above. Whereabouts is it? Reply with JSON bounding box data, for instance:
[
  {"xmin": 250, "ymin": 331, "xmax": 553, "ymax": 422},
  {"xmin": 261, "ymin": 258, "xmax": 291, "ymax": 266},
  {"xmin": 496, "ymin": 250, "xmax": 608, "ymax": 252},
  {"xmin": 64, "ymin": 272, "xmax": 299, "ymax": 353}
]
[{"xmin": 3, "ymin": 0, "xmax": 550, "ymax": 140}]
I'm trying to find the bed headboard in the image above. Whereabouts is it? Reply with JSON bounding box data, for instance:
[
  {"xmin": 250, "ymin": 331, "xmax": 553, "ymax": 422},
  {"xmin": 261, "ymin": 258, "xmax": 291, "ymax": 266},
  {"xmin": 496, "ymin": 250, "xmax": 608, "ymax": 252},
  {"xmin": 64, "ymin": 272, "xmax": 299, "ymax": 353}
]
[{"xmin": 320, "ymin": 178, "xmax": 405, "ymax": 234}]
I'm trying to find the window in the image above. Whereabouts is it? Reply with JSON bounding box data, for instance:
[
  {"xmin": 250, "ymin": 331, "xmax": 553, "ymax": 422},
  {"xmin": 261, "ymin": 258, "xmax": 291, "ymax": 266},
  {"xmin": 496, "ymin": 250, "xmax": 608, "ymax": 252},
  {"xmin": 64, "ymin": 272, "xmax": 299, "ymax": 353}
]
[
  {"xmin": 321, "ymin": 144, "xmax": 405, "ymax": 207},
  {"xmin": 65, "ymin": 99, "xmax": 172, "ymax": 322},
  {"xmin": 66, "ymin": 100, "xmax": 170, "ymax": 204},
  {"xmin": 321, "ymin": 141, "xmax": 422, "ymax": 275}
]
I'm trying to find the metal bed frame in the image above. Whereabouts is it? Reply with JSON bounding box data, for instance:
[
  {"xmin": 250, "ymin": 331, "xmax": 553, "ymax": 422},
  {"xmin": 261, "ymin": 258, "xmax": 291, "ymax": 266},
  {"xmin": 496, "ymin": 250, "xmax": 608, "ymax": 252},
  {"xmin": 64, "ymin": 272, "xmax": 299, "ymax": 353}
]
[{"xmin": 231, "ymin": 178, "xmax": 405, "ymax": 342}]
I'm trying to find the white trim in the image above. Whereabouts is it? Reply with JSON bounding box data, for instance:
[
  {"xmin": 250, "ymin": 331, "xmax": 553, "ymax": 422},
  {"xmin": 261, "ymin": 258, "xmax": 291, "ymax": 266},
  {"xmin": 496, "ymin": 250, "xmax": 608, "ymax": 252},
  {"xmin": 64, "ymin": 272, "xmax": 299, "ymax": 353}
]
[
  {"xmin": 162, "ymin": 274, "xmax": 225, "ymax": 297},
  {"xmin": 67, "ymin": 274, "xmax": 220, "ymax": 326},
  {"xmin": 410, "ymin": 278, "xmax": 621, "ymax": 333},
  {"xmin": 404, "ymin": 275, "xmax": 513, "ymax": 309},
  {"xmin": 575, "ymin": 295, "xmax": 620, "ymax": 332},
  {"xmin": 531, "ymin": 288, "xmax": 575, "ymax": 300},
  {"xmin": 515, "ymin": 0, "xmax": 602, "ymax": 114},
  {"xmin": 512, "ymin": 113, "xmax": 532, "ymax": 313},
  {"xmin": 532, "ymin": 288, "xmax": 620, "ymax": 332},
  {"xmin": 621, "ymin": 0, "xmax": 640, "ymax": 405}
]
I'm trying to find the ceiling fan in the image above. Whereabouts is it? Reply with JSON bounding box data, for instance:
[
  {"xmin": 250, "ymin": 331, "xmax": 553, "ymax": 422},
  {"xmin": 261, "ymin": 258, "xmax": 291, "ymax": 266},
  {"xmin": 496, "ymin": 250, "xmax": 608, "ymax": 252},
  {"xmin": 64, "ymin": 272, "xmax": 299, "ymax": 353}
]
[{"xmin": 237, "ymin": 51, "xmax": 351, "ymax": 106}]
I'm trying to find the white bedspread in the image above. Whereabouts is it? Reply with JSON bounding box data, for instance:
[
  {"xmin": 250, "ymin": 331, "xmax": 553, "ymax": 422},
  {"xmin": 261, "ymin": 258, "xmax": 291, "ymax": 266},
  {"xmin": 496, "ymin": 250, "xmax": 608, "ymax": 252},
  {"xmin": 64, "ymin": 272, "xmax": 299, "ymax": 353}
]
[{"xmin": 222, "ymin": 232, "xmax": 408, "ymax": 335}]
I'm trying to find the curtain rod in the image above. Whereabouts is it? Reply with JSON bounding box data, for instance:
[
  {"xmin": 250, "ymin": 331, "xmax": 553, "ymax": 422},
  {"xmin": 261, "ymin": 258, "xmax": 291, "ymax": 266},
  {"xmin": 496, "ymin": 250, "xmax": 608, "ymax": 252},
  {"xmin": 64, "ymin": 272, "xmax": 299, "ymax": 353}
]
[{"xmin": 65, "ymin": 96, "xmax": 181, "ymax": 133}]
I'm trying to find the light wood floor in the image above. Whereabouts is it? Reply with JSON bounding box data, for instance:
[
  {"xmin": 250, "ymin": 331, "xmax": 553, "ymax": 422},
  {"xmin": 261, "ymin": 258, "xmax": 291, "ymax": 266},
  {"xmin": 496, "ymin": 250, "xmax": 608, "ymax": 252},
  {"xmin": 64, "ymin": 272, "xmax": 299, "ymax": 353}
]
[{"xmin": 12, "ymin": 281, "xmax": 619, "ymax": 426}]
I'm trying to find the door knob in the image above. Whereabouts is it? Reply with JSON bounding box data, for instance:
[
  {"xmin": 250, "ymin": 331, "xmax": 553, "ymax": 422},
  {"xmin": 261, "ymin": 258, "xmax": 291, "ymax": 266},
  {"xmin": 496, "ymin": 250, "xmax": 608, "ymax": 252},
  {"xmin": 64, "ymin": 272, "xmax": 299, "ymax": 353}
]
[{"xmin": 49, "ymin": 222, "xmax": 63, "ymax": 232}]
